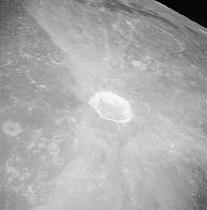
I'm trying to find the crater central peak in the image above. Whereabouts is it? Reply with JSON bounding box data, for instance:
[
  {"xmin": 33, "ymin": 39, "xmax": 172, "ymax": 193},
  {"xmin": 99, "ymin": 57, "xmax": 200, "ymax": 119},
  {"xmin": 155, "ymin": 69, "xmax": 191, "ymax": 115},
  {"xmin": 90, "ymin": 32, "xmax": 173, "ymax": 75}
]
[{"xmin": 89, "ymin": 91, "xmax": 133, "ymax": 123}]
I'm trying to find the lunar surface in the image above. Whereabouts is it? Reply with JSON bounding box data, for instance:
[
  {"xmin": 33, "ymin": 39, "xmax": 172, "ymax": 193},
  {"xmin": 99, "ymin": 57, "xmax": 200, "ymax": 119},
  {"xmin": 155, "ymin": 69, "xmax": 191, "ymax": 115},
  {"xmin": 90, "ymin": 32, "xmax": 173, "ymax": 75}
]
[
  {"xmin": 0, "ymin": 0, "xmax": 207, "ymax": 210},
  {"xmin": 89, "ymin": 91, "xmax": 133, "ymax": 122}
]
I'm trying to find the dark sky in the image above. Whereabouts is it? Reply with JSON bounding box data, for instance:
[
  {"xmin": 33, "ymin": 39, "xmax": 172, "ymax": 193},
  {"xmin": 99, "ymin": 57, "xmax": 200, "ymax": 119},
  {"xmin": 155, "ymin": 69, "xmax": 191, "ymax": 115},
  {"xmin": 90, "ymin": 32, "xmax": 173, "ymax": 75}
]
[{"xmin": 156, "ymin": 0, "xmax": 207, "ymax": 28}]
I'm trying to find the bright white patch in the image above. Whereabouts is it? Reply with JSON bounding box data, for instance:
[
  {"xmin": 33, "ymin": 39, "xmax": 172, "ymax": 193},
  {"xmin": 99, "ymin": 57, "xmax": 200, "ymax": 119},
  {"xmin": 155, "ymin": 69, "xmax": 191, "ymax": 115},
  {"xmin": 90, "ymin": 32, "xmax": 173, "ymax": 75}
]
[{"xmin": 89, "ymin": 91, "xmax": 132, "ymax": 123}]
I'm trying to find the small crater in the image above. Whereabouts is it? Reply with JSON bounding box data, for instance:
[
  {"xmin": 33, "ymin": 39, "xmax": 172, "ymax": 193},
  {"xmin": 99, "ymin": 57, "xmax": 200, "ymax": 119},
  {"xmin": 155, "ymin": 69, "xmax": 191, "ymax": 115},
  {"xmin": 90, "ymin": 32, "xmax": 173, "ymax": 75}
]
[{"xmin": 2, "ymin": 120, "xmax": 24, "ymax": 137}]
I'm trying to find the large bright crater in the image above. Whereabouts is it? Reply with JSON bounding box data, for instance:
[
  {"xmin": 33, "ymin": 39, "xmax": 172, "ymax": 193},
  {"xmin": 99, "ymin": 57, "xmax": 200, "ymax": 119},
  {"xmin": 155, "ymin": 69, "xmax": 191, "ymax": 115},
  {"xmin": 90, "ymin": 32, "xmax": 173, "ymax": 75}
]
[{"xmin": 89, "ymin": 91, "xmax": 133, "ymax": 123}]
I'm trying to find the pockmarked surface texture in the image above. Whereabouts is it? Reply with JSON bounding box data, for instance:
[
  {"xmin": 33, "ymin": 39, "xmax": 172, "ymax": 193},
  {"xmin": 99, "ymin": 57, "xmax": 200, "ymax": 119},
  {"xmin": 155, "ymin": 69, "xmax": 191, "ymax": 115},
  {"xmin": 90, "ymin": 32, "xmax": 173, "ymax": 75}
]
[{"xmin": 0, "ymin": 0, "xmax": 207, "ymax": 210}]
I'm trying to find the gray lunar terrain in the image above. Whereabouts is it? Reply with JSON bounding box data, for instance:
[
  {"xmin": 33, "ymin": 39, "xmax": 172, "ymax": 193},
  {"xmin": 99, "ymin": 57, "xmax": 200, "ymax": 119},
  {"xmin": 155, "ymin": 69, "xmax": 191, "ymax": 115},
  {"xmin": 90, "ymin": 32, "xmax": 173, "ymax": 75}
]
[{"xmin": 0, "ymin": 0, "xmax": 207, "ymax": 210}]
